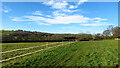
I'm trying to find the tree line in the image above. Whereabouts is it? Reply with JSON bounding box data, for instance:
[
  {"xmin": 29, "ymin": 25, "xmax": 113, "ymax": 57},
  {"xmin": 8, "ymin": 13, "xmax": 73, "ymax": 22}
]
[{"xmin": 2, "ymin": 26, "xmax": 120, "ymax": 43}]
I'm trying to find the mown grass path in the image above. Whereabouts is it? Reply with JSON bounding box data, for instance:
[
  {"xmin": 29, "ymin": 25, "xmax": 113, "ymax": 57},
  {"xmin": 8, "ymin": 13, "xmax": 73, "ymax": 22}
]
[
  {"xmin": 1, "ymin": 42, "xmax": 74, "ymax": 62},
  {"xmin": 1, "ymin": 42, "xmax": 58, "ymax": 53}
]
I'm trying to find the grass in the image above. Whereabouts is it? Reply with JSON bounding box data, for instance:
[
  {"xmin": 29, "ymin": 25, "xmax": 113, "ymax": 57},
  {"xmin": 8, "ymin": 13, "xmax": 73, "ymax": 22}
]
[
  {"xmin": 2, "ymin": 40, "xmax": 119, "ymax": 67},
  {"xmin": 2, "ymin": 42, "xmax": 66, "ymax": 60},
  {"xmin": 2, "ymin": 42, "xmax": 49, "ymax": 51}
]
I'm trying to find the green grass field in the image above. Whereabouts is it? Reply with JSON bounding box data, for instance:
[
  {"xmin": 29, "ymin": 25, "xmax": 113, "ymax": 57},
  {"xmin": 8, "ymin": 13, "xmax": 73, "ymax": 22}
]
[
  {"xmin": 2, "ymin": 42, "xmax": 53, "ymax": 51},
  {"xmin": 2, "ymin": 40, "xmax": 119, "ymax": 67},
  {"xmin": 2, "ymin": 42, "xmax": 66, "ymax": 60}
]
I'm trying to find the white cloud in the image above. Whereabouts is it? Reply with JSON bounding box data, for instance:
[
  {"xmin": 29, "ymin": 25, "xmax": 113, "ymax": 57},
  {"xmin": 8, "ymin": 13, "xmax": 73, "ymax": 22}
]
[
  {"xmin": 43, "ymin": 0, "xmax": 80, "ymax": 13},
  {"xmin": 62, "ymin": 9, "xmax": 79, "ymax": 12},
  {"xmin": 46, "ymin": 15, "xmax": 51, "ymax": 17},
  {"xmin": 11, "ymin": 15, "xmax": 89, "ymax": 24},
  {"xmin": 11, "ymin": 0, "xmax": 111, "ymax": 27},
  {"xmin": 80, "ymin": 23, "xmax": 113, "ymax": 26},
  {"xmin": 4, "ymin": 10, "xmax": 9, "ymax": 13},
  {"xmin": 69, "ymin": 0, "xmax": 88, "ymax": 9},
  {"xmin": 53, "ymin": 1, "xmax": 68, "ymax": 9},
  {"xmin": 32, "ymin": 11, "xmax": 42, "ymax": 15},
  {"xmin": 11, "ymin": 17, "xmax": 33, "ymax": 21},
  {"xmin": 23, "ymin": 16, "xmax": 44, "ymax": 21},
  {"xmin": 53, "ymin": 11, "xmax": 66, "ymax": 16},
  {"xmin": 69, "ymin": 5, "xmax": 77, "ymax": 9},
  {"xmin": 38, "ymin": 22, "xmax": 51, "ymax": 26},
  {"xmin": 45, "ymin": 0, "xmax": 54, "ymax": 5},
  {"xmin": 43, "ymin": 0, "xmax": 88, "ymax": 10},
  {"xmin": 90, "ymin": 17, "xmax": 108, "ymax": 23},
  {"xmin": 2, "ymin": 5, "xmax": 12, "ymax": 13},
  {"xmin": 43, "ymin": 0, "xmax": 68, "ymax": 9},
  {"xmin": 11, "ymin": 15, "xmax": 111, "ymax": 26},
  {"xmin": 46, "ymin": 15, "xmax": 90, "ymax": 24},
  {"xmin": 92, "ymin": 17, "xmax": 107, "ymax": 21},
  {"xmin": 77, "ymin": 0, "xmax": 88, "ymax": 5}
]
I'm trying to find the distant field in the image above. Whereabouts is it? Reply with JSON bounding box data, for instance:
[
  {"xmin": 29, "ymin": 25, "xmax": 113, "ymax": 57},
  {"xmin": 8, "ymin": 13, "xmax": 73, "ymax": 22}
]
[{"xmin": 2, "ymin": 40, "xmax": 119, "ymax": 67}]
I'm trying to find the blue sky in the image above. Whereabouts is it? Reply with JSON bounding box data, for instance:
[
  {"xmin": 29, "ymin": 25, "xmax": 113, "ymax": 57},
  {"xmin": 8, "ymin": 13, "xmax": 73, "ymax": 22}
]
[{"xmin": 2, "ymin": 1, "xmax": 118, "ymax": 34}]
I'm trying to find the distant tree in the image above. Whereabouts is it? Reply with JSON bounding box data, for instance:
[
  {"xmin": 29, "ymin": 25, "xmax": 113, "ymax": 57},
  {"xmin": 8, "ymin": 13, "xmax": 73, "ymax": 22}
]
[
  {"xmin": 102, "ymin": 25, "xmax": 114, "ymax": 39},
  {"xmin": 103, "ymin": 30, "xmax": 111, "ymax": 36},
  {"xmin": 93, "ymin": 33, "xmax": 103, "ymax": 40},
  {"xmin": 16, "ymin": 30, "xmax": 24, "ymax": 32},
  {"xmin": 107, "ymin": 25, "xmax": 113, "ymax": 30},
  {"xmin": 111, "ymin": 27, "xmax": 120, "ymax": 38},
  {"xmin": 103, "ymin": 25, "xmax": 113, "ymax": 36},
  {"xmin": 96, "ymin": 33, "xmax": 101, "ymax": 36}
]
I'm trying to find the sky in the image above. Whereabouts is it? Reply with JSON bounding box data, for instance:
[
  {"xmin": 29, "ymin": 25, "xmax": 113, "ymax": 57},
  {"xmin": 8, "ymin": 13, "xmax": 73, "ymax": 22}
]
[{"xmin": 2, "ymin": 0, "xmax": 118, "ymax": 34}]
